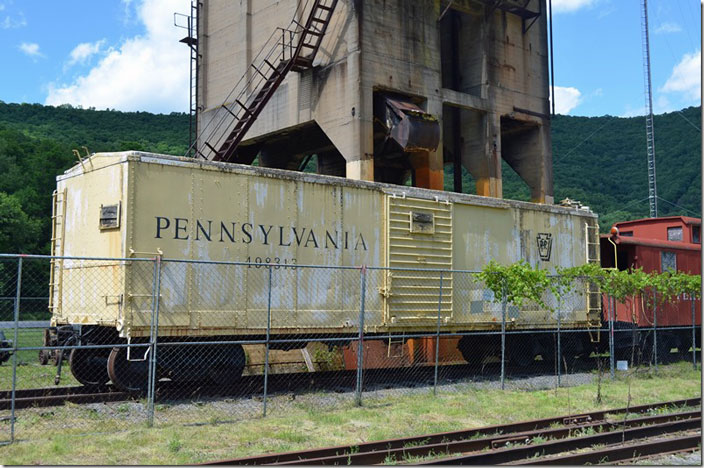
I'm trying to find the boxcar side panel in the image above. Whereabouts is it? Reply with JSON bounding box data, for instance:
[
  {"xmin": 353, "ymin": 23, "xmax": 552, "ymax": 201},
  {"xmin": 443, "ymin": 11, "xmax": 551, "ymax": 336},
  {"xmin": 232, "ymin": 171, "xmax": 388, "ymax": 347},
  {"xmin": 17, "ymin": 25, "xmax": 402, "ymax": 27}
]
[
  {"xmin": 55, "ymin": 158, "xmax": 128, "ymax": 327},
  {"xmin": 126, "ymin": 158, "xmax": 385, "ymax": 337}
]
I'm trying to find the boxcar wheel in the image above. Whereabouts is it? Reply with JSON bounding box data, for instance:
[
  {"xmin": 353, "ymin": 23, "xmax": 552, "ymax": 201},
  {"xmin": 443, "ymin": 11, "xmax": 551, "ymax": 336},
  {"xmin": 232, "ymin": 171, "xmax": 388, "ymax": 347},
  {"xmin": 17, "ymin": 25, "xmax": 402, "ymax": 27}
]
[
  {"xmin": 208, "ymin": 344, "xmax": 246, "ymax": 385},
  {"xmin": 107, "ymin": 347, "xmax": 149, "ymax": 392},
  {"xmin": 655, "ymin": 336, "xmax": 674, "ymax": 364},
  {"xmin": 457, "ymin": 336, "xmax": 492, "ymax": 367},
  {"xmin": 69, "ymin": 347, "xmax": 111, "ymax": 386},
  {"xmin": 677, "ymin": 335, "xmax": 693, "ymax": 360}
]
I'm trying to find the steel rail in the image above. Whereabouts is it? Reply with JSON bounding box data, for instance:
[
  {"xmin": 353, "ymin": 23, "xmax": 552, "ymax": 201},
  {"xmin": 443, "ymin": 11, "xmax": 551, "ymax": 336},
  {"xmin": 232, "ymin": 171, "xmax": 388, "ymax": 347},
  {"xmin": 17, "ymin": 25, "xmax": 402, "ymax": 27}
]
[
  {"xmin": 511, "ymin": 433, "xmax": 701, "ymax": 465},
  {"xmin": 0, "ymin": 385, "xmax": 114, "ymax": 400},
  {"xmin": 202, "ymin": 398, "xmax": 701, "ymax": 465},
  {"xmin": 0, "ymin": 386, "xmax": 128, "ymax": 410},
  {"xmin": 271, "ymin": 411, "xmax": 701, "ymax": 465},
  {"xmin": 0, "ymin": 362, "xmax": 514, "ymax": 410},
  {"xmin": 418, "ymin": 417, "xmax": 701, "ymax": 465},
  {"xmin": 0, "ymin": 358, "xmax": 601, "ymax": 410}
]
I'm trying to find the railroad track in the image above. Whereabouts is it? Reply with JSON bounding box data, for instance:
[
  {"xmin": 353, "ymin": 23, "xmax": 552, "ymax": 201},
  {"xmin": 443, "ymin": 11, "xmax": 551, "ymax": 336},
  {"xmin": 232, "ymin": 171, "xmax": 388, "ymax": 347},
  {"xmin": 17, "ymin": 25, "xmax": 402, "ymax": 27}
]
[
  {"xmin": 0, "ymin": 385, "xmax": 129, "ymax": 410},
  {"xmin": 204, "ymin": 398, "xmax": 701, "ymax": 465},
  {"xmin": 0, "ymin": 360, "xmax": 580, "ymax": 411}
]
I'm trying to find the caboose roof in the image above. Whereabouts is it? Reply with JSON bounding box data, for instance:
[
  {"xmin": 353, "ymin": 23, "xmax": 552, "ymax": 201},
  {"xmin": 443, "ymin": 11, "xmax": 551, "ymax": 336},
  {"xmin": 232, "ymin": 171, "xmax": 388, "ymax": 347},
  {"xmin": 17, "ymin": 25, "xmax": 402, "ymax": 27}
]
[{"xmin": 613, "ymin": 216, "xmax": 701, "ymax": 229}]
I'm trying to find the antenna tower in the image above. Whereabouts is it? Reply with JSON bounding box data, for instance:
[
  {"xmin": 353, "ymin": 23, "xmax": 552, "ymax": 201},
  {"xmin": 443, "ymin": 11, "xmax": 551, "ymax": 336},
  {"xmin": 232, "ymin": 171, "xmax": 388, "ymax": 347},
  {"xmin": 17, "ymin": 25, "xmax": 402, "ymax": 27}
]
[{"xmin": 640, "ymin": 0, "xmax": 657, "ymax": 217}]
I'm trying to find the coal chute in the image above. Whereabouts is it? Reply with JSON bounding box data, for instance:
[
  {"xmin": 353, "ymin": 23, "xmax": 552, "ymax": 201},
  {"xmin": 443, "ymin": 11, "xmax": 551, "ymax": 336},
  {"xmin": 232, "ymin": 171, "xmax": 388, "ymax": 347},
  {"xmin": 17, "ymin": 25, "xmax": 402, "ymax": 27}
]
[{"xmin": 376, "ymin": 95, "xmax": 440, "ymax": 153}]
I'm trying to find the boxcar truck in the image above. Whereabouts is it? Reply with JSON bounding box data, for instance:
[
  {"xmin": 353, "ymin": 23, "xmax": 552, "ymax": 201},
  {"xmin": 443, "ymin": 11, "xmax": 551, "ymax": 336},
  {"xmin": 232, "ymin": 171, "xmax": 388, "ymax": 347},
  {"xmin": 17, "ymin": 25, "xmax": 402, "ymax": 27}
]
[{"xmin": 46, "ymin": 151, "xmax": 601, "ymax": 390}]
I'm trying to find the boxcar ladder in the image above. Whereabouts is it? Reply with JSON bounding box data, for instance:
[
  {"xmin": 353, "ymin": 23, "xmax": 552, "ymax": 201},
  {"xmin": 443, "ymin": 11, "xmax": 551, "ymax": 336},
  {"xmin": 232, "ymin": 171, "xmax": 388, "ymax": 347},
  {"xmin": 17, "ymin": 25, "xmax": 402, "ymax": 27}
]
[
  {"xmin": 200, "ymin": 0, "xmax": 338, "ymax": 163},
  {"xmin": 48, "ymin": 189, "xmax": 67, "ymax": 315},
  {"xmin": 585, "ymin": 222, "xmax": 602, "ymax": 342}
]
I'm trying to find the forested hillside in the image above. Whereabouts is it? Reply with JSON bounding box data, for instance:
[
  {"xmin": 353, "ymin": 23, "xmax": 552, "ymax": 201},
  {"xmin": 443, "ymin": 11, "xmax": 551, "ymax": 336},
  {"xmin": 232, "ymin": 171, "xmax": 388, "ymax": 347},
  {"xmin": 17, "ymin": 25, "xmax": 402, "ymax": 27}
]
[{"xmin": 0, "ymin": 101, "xmax": 700, "ymax": 254}]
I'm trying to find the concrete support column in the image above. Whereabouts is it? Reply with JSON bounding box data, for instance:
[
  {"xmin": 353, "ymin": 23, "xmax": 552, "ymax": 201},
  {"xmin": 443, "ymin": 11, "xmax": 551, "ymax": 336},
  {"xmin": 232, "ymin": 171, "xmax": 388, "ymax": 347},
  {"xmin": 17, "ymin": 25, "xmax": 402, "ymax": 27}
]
[
  {"xmin": 346, "ymin": 158, "xmax": 374, "ymax": 181},
  {"xmin": 462, "ymin": 111, "xmax": 502, "ymax": 198},
  {"xmin": 501, "ymin": 121, "xmax": 554, "ymax": 204},
  {"xmin": 410, "ymin": 150, "xmax": 444, "ymax": 190},
  {"xmin": 317, "ymin": 150, "xmax": 346, "ymax": 177}
]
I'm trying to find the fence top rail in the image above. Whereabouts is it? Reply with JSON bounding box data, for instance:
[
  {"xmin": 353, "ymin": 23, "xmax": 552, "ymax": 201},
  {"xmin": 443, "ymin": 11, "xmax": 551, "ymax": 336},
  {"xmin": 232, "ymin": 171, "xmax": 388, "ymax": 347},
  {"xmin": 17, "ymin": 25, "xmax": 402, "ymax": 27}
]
[
  {"xmin": 0, "ymin": 253, "xmax": 601, "ymax": 278},
  {"xmin": 0, "ymin": 253, "xmax": 155, "ymax": 262}
]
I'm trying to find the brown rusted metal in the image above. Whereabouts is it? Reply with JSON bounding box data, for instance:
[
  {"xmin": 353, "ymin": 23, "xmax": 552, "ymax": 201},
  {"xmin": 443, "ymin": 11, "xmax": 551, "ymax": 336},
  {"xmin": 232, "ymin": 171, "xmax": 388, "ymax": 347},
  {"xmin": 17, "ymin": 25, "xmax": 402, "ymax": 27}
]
[
  {"xmin": 513, "ymin": 434, "xmax": 702, "ymax": 465},
  {"xmin": 381, "ymin": 96, "xmax": 441, "ymax": 153},
  {"xmin": 272, "ymin": 412, "xmax": 701, "ymax": 465},
  {"xmin": 0, "ymin": 386, "xmax": 128, "ymax": 410},
  {"xmin": 201, "ymin": 398, "xmax": 701, "ymax": 465},
  {"xmin": 418, "ymin": 417, "xmax": 701, "ymax": 465}
]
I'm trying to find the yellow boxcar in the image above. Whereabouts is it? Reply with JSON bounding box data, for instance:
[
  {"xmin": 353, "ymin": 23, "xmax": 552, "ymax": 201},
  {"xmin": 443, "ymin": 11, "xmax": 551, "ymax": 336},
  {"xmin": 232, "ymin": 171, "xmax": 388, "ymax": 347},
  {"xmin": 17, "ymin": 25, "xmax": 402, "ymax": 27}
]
[{"xmin": 50, "ymin": 151, "xmax": 600, "ymax": 341}]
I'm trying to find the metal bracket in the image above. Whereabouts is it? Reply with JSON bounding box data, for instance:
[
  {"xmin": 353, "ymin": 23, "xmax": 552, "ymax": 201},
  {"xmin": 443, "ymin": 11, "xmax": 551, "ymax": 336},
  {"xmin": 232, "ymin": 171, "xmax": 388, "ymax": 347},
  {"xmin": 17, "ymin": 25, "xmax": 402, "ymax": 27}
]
[
  {"xmin": 126, "ymin": 337, "xmax": 150, "ymax": 362},
  {"xmin": 129, "ymin": 248, "xmax": 164, "ymax": 258}
]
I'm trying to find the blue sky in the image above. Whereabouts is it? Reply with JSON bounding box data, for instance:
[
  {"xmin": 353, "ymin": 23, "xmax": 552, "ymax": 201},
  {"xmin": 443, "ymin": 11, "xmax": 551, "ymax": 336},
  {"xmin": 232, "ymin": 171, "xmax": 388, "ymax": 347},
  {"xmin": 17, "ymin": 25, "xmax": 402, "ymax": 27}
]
[{"xmin": 0, "ymin": 0, "xmax": 700, "ymax": 117}]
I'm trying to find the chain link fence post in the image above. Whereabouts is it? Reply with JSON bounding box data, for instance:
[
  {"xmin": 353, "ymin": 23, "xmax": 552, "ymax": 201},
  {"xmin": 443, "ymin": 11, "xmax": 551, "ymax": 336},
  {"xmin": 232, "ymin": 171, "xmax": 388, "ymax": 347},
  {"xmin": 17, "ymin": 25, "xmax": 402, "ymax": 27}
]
[
  {"xmin": 263, "ymin": 266, "xmax": 273, "ymax": 417},
  {"xmin": 500, "ymin": 284, "xmax": 507, "ymax": 391},
  {"xmin": 692, "ymin": 298, "xmax": 697, "ymax": 370},
  {"xmin": 146, "ymin": 256, "xmax": 162, "ymax": 427},
  {"xmin": 556, "ymin": 293, "xmax": 562, "ymax": 388},
  {"xmin": 9, "ymin": 256, "xmax": 22, "ymax": 443},
  {"xmin": 653, "ymin": 291, "xmax": 658, "ymax": 372},
  {"xmin": 609, "ymin": 295, "xmax": 615, "ymax": 380},
  {"xmin": 355, "ymin": 266, "xmax": 366, "ymax": 407},
  {"xmin": 433, "ymin": 271, "xmax": 443, "ymax": 396}
]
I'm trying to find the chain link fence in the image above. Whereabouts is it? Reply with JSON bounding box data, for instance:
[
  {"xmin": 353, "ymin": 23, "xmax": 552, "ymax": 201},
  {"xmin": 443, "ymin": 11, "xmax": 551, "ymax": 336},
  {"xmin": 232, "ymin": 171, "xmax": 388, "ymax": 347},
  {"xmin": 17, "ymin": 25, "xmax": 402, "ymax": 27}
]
[{"xmin": 0, "ymin": 254, "xmax": 700, "ymax": 444}]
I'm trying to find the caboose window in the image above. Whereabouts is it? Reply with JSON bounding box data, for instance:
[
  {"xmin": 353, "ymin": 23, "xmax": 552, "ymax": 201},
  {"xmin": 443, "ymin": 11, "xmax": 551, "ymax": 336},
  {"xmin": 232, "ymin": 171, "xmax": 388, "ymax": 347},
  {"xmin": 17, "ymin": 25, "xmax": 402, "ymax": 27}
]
[
  {"xmin": 667, "ymin": 226, "xmax": 683, "ymax": 242},
  {"xmin": 693, "ymin": 226, "xmax": 701, "ymax": 244},
  {"xmin": 660, "ymin": 251, "xmax": 677, "ymax": 272}
]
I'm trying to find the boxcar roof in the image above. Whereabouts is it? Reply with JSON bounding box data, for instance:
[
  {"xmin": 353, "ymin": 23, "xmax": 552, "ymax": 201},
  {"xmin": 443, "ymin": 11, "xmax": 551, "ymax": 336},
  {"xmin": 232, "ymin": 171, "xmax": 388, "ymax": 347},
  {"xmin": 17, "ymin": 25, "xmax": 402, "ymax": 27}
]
[{"xmin": 59, "ymin": 151, "xmax": 598, "ymax": 219}]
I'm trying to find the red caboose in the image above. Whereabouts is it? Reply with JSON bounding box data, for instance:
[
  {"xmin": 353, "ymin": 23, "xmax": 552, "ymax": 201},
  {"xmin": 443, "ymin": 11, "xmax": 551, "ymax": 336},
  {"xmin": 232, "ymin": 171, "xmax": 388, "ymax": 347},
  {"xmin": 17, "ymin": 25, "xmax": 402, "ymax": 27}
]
[{"xmin": 600, "ymin": 216, "xmax": 701, "ymax": 360}]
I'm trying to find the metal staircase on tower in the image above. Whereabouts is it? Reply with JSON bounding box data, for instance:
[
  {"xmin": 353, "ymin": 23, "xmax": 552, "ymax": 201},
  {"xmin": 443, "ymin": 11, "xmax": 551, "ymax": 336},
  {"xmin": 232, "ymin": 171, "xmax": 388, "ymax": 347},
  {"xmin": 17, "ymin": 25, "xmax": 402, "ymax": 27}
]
[{"xmin": 190, "ymin": 0, "xmax": 338, "ymax": 163}]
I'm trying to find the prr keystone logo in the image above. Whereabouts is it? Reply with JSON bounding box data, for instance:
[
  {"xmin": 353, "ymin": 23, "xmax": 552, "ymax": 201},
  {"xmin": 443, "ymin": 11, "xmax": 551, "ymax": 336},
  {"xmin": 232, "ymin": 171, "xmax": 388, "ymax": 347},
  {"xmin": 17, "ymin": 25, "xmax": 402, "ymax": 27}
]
[{"xmin": 537, "ymin": 233, "xmax": 552, "ymax": 261}]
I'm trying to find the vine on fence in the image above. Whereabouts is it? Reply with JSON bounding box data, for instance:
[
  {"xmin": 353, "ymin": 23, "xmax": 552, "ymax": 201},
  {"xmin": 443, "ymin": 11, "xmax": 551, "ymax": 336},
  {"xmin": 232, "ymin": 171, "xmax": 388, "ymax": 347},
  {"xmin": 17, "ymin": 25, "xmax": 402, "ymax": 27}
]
[
  {"xmin": 475, "ymin": 260, "xmax": 553, "ymax": 309},
  {"xmin": 476, "ymin": 260, "xmax": 701, "ymax": 308}
]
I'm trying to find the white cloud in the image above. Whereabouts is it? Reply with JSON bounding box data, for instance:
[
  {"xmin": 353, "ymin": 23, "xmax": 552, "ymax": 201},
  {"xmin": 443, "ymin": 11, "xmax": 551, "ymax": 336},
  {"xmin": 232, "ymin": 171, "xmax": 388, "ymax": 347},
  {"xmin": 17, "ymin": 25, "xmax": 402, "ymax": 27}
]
[
  {"xmin": 661, "ymin": 50, "xmax": 701, "ymax": 101},
  {"xmin": 19, "ymin": 42, "xmax": 43, "ymax": 59},
  {"xmin": 654, "ymin": 95, "xmax": 672, "ymax": 114},
  {"xmin": 1, "ymin": 12, "xmax": 26, "ymax": 29},
  {"xmin": 45, "ymin": 0, "xmax": 190, "ymax": 114},
  {"xmin": 121, "ymin": 0, "xmax": 136, "ymax": 24},
  {"xmin": 67, "ymin": 40, "xmax": 105, "ymax": 67},
  {"xmin": 550, "ymin": 86, "xmax": 582, "ymax": 114},
  {"xmin": 549, "ymin": 0, "xmax": 596, "ymax": 14},
  {"xmin": 655, "ymin": 22, "xmax": 682, "ymax": 34}
]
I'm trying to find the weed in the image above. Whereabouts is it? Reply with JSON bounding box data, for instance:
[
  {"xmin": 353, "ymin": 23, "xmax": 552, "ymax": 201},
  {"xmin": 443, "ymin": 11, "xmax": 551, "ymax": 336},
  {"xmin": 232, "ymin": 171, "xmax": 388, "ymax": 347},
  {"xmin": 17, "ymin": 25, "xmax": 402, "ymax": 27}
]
[
  {"xmin": 277, "ymin": 430, "xmax": 307, "ymax": 444},
  {"xmin": 115, "ymin": 403, "xmax": 130, "ymax": 414},
  {"xmin": 168, "ymin": 437, "xmax": 182, "ymax": 453},
  {"xmin": 573, "ymin": 426, "xmax": 596, "ymax": 437},
  {"xmin": 403, "ymin": 438, "xmax": 430, "ymax": 448}
]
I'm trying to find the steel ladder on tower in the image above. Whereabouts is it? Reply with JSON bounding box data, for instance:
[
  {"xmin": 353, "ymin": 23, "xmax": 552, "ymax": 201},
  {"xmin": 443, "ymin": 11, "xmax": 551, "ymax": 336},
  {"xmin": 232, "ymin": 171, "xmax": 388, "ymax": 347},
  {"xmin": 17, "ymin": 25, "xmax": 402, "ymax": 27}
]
[{"xmin": 198, "ymin": 0, "xmax": 338, "ymax": 163}]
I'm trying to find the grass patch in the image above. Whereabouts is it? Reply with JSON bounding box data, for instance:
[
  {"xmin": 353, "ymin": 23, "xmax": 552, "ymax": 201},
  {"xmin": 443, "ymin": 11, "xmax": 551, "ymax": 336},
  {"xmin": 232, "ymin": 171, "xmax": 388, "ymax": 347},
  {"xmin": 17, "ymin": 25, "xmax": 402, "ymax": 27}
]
[
  {"xmin": 0, "ymin": 328, "xmax": 80, "ymax": 389},
  {"xmin": 0, "ymin": 361, "xmax": 699, "ymax": 465}
]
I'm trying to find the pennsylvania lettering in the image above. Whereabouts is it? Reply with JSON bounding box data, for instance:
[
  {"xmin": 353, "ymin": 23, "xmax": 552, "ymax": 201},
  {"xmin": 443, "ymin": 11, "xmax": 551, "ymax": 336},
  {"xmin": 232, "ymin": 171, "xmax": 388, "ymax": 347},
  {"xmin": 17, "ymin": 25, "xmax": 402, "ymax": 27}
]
[{"xmin": 155, "ymin": 217, "xmax": 368, "ymax": 251}]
